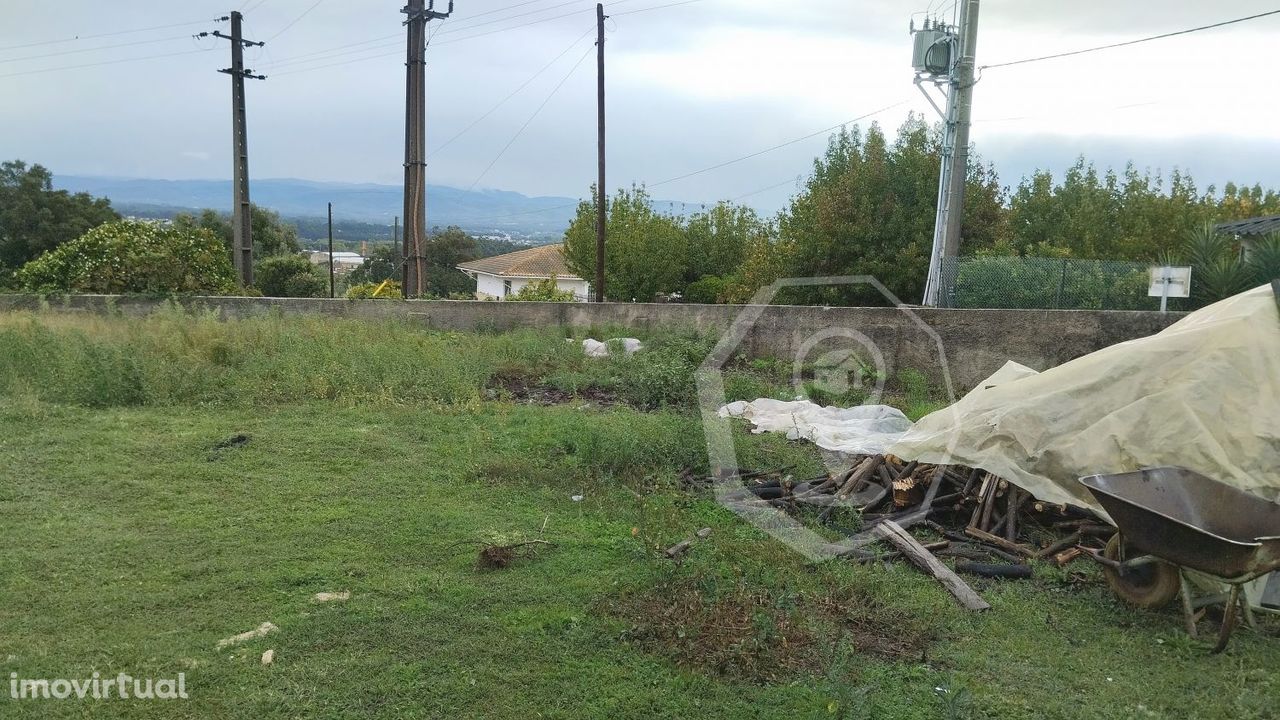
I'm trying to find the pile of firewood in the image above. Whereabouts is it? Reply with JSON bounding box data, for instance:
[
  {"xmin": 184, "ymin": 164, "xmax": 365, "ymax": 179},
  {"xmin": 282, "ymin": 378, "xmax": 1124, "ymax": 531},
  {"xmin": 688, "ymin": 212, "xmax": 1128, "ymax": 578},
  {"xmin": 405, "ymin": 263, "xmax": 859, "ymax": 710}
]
[{"xmin": 693, "ymin": 454, "xmax": 1116, "ymax": 606}]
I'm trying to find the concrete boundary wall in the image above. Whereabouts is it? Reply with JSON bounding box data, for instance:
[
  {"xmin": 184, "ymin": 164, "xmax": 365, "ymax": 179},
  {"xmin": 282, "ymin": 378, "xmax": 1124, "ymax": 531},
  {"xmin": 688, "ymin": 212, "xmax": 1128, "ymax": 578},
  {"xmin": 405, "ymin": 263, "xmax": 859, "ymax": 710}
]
[{"xmin": 0, "ymin": 294, "xmax": 1183, "ymax": 390}]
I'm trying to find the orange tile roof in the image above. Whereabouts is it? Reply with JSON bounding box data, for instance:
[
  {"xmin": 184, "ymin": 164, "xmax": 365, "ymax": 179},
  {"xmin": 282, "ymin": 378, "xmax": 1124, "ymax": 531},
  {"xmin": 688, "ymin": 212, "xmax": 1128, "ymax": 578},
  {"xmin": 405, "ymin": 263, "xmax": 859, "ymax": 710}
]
[{"xmin": 456, "ymin": 243, "xmax": 580, "ymax": 279}]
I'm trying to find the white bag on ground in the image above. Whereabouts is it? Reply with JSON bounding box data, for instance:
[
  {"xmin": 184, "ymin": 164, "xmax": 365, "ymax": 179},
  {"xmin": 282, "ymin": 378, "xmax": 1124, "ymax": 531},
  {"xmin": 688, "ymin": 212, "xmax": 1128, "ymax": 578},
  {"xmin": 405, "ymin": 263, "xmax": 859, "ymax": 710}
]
[{"xmin": 583, "ymin": 338, "xmax": 643, "ymax": 358}]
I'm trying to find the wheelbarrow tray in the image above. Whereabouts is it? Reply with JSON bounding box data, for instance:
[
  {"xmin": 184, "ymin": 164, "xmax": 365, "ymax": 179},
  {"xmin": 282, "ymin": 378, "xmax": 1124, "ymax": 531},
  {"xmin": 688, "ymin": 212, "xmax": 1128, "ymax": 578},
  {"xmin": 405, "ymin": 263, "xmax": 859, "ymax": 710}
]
[{"xmin": 1080, "ymin": 467, "xmax": 1280, "ymax": 581}]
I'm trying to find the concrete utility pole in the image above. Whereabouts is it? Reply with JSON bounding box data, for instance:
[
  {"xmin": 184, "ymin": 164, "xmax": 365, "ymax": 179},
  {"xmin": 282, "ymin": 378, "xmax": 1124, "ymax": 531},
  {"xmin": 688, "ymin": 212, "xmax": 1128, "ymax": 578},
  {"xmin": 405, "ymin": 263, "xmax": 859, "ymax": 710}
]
[
  {"xmin": 401, "ymin": 0, "xmax": 453, "ymax": 299},
  {"xmin": 210, "ymin": 12, "xmax": 266, "ymax": 288},
  {"xmin": 916, "ymin": 0, "xmax": 980, "ymax": 307},
  {"xmin": 327, "ymin": 202, "xmax": 336, "ymax": 298},
  {"xmin": 594, "ymin": 2, "xmax": 607, "ymax": 303}
]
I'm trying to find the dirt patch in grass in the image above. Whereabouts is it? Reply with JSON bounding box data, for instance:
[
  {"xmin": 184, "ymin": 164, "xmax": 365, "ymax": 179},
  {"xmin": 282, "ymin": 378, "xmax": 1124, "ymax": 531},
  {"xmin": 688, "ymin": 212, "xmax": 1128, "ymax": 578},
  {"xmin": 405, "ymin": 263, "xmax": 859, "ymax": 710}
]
[
  {"xmin": 485, "ymin": 369, "xmax": 620, "ymax": 407},
  {"xmin": 604, "ymin": 572, "xmax": 931, "ymax": 684}
]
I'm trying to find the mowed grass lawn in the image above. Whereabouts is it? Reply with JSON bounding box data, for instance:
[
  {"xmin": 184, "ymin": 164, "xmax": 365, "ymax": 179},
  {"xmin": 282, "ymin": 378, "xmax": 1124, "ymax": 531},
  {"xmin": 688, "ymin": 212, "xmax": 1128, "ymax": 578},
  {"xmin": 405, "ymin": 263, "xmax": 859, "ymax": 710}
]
[{"xmin": 0, "ymin": 309, "xmax": 1277, "ymax": 719}]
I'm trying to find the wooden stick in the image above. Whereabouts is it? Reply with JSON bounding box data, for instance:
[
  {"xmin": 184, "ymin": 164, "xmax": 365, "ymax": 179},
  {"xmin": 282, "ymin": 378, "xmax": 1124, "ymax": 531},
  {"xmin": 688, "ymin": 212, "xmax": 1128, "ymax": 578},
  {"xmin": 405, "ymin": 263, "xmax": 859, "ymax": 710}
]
[
  {"xmin": 1033, "ymin": 531, "xmax": 1083, "ymax": 560},
  {"xmin": 965, "ymin": 526, "xmax": 1036, "ymax": 558},
  {"xmin": 874, "ymin": 521, "xmax": 990, "ymax": 611}
]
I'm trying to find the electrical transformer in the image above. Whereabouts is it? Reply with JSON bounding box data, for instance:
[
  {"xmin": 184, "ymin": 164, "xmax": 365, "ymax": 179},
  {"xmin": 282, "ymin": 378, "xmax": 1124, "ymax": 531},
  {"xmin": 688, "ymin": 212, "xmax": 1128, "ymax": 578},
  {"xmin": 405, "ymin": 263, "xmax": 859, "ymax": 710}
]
[{"xmin": 912, "ymin": 29, "xmax": 952, "ymax": 76}]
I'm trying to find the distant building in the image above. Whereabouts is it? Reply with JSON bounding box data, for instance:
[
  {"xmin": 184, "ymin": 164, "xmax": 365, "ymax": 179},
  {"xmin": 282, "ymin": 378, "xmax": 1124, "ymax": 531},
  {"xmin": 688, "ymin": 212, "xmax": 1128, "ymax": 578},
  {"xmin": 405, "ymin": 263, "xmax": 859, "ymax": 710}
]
[
  {"xmin": 1215, "ymin": 215, "xmax": 1280, "ymax": 259},
  {"xmin": 308, "ymin": 251, "xmax": 364, "ymax": 274},
  {"xmin": 456, "ymin": 244, "xmax": 590, "ymax": 301}
]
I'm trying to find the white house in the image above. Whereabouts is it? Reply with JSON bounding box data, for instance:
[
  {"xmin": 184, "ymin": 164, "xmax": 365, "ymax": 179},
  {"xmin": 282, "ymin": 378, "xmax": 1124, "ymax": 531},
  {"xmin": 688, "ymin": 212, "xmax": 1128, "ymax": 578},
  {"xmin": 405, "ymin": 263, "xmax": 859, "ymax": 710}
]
[
  {"xmin": 457, "ymin": 244, "xmax": 590, "ymax": 301},
  {"xmin": 308, "ymin": 251, "xmax": 365, "ymax": 274}
]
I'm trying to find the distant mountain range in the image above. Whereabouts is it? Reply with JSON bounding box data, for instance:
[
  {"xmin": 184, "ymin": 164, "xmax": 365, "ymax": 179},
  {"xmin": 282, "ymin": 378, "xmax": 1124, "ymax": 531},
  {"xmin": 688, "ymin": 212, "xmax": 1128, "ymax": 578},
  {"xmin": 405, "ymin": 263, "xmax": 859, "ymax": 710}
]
[
  {"xmin": 52, "ymin": 176, "xmax": 708, "ymax": 239},
  {"xmin": 52, "ymin": 176, "xmax": 586, "ymax": 238}
]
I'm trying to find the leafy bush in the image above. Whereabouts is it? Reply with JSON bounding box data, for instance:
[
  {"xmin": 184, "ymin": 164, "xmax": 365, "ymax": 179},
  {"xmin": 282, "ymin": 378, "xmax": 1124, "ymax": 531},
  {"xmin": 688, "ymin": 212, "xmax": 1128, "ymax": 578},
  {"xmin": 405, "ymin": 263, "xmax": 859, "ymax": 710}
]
[
  {"xmin": 508, "ymin": 277, "xmax": 577, "ymax": 302},
  {"xmin": 254, "ymin": 255, "xmax": 327, "ymax": 298},
  {"xmin": 684, "ymin": 275, "xmax": 726, "ymax": 304},
  {"xmin": 346, "ymin": 280, "xmax": 402, "ymax": 299},
  {"xmin": 16, "ymin": 219, "xmax": 235, "ymax": 294}
]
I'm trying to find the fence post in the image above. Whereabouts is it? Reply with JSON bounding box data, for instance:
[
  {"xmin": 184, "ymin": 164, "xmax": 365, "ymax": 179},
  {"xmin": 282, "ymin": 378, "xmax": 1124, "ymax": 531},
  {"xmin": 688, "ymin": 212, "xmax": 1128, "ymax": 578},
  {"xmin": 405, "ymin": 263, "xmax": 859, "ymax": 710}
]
[
  {"xmin": 1102, "ymin": 265, "xmax": 1112, "ymax": 310},
  {"xmin": 1053, "ymin": 259, "xmax": 1068, "ymax": 309}
]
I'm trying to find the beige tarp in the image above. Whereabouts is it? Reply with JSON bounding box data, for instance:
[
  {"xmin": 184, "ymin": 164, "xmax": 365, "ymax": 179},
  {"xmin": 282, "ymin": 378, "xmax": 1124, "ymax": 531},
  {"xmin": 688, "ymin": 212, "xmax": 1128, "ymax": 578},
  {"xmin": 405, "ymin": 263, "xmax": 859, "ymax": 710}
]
[{"xmin": 887, "ymin": 284, "xmax": 1280, "ymax": 520}]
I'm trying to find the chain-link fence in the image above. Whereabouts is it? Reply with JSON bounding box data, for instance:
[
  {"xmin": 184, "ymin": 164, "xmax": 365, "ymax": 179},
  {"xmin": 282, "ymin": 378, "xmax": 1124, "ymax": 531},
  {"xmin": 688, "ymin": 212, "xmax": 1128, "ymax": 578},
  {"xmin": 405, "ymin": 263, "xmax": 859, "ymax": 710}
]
[{"xmin": 938, "ymin": 257, "xmax": 1157, "ymax": 310}]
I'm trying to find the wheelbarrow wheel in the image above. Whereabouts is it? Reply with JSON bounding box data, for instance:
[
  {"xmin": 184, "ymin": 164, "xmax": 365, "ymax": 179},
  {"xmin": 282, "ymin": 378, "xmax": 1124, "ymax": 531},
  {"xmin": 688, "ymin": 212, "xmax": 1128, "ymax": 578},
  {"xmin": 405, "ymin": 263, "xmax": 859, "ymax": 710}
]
[{"xmin": 1102, "ymin": 533, "xmax": 1180, "ymax": 609}]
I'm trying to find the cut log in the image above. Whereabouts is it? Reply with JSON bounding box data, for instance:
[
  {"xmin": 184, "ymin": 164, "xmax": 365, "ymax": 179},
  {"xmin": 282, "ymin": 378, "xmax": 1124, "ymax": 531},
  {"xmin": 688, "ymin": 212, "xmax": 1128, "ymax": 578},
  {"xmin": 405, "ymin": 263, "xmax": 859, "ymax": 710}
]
[
  {"xmin": 955, "ymin": 561, "xmax": 1034, "ymax": 579},
  {"xmin": 874, "ymin": 521, "xmax": 990, "ymax": 611},
  {"xmin": 665, "ymin": 538, "xmax": 696, "ymax": 556},
  {"xmin": 1034, "ymin": 531, "xmax": 1082, "ymax": 560},
  {"xmin": 1053, "ymin": 547, "xmax": 1083, "ymax": 566},
  {"xmin": 965, "ymin": 526, "xmax": 1036, "ymax": 558},
  {"xmin": 836, "ymin": 455, "xmax": 884, "ymax": 501}
]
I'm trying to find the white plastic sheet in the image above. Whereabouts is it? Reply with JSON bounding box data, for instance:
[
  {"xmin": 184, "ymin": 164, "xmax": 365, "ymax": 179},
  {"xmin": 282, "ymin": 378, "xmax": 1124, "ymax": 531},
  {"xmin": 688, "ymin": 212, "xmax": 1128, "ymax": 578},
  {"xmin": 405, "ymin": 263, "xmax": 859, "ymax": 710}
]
[
  {"xmin": 887, "ymin": 284, "xmax": 1280, "ymax": 516},
  {"xmin": 718, "ymin": 399, "xmax": 914, "ymax": 456}
]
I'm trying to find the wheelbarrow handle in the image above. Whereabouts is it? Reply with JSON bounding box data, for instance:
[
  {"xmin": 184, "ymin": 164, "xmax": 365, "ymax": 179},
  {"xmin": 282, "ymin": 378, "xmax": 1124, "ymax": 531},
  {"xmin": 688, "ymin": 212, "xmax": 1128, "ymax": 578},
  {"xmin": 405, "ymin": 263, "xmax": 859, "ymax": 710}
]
[{"xmin": 1081, "ymin": 546, "xmax": 1163, "ymax": 574}]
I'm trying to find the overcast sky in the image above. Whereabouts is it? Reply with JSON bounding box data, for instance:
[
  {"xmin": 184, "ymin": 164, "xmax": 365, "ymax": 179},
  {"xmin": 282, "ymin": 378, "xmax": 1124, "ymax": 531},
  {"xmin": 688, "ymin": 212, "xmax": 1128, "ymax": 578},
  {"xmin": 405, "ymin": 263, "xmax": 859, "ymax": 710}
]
[{"xmin": 4, "ymin": 0, "xmax": 1279, "ymax": 214}]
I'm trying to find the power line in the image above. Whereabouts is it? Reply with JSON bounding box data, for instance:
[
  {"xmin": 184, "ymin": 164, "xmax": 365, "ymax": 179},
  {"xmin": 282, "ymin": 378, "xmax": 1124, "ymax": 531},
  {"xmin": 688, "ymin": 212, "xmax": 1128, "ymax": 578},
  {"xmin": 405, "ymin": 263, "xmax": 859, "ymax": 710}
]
[
  {"xmin": 612, "ymin": 0, "xmax": 706, "ymax": 17},
  {"xmin": 0, "ymin": 47, "xmax": 215, "ymax": 79},
  {"xmin": 0, "ymin": 19, "xmax": 211, "ymax": 52},
  {"xmin": 267, "ymin": 48, "xmax": 401, "ymax": 76},
  {"xmin": 264, "ymin": 2, "xmax": 593, "ymax": 70},
  {"xmin": 261, "ymin": 0, "xmax": 566, "ymax": 67},
  {"xmin": 731, "ymin": 176, "xmax": 802, "ymax": 202},
  {"xmin": 265, "ymin": 0, "xmax": 694, "ymax": 74},
  {"xmin": 435, "ymin": 0, "xmax": 591, "ymax": 36},
  {"xmin": 429, "ymin": 26, "xmax": 596, "ymax": 158},
  {"xmin": 982, "ymin": 8, "xmax": 1280, "ymax": 70},
  {"xmin": 0, "ymin": 34, "xmax": 193, "ymax": 65},
  {"xmin": 465, "ymin": 101, "xmax": 906, "ymax": 224},
  {"xmin": 469, "ymin": 43, "xmax": 596, "ymax": 189},
  {"xmin": 265, "ymin": 0, "xmax": 325, "ymax": 43},
  {"xmin": 648, "ymin": 99, "xmax": 910, "ymax": 188},
  {"xmin": 270, "ymin": 1, "xmax": 664, "ymax": 75},
  {"xmin": 258, "ymin": 34, "xmax": 398, "ymax": 67}
]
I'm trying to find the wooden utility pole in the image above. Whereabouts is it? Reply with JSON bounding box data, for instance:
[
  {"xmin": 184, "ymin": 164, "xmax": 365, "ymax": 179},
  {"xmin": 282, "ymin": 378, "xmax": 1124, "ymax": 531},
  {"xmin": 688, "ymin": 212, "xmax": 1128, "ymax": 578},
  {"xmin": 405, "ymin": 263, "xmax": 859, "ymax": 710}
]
[
  {"xmin": 327, "ymin": 202, "xmax": 336, "ymax": 298},
  {"xmin": 211, "ymin": 12, "xmax": 265, "ymax": 288},
  {"xmin": 401, "ymin": 0, "xmax": 453, "ymax": 299},
  {"xmin": 594, "ymin": 2, "xmax": 607, "ymax": 303}
]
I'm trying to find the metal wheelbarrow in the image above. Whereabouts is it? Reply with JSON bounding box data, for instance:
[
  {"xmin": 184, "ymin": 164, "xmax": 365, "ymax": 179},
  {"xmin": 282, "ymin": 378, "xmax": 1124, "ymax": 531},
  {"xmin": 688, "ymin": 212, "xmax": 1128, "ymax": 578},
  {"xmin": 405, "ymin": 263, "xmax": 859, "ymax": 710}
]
[{"xmin": 1079, "ymin": 467, "xmax": 1280, "ymax": 653}]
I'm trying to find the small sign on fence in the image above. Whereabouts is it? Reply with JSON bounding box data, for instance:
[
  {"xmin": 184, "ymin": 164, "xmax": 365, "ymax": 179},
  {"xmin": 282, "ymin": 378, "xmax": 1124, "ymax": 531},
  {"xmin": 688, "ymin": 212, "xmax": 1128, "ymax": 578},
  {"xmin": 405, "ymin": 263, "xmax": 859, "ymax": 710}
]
[{"xmin": 1148, "ymin": 266, "xmax": 1192, "ymax": 313}]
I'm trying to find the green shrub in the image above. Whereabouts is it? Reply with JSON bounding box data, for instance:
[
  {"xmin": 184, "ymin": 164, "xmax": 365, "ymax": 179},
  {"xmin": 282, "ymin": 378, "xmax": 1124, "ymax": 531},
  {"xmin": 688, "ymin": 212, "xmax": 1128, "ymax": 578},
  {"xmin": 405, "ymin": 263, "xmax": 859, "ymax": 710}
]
[
  {"xmin": 508, "ymin": 277, "xmax": 577, "ymax": 302},
  {"xmin": 255, "ymin": 255, "xmax": 327, "ymax": 298},
  {"xmin": 683, "ymin": 275, "xmax": 726, "ymax": 304},
  {"xmin": 346, "ymin": 280, "xmax": 402, "ymax": 299},
  {"xmin": 16, "ymin": 219, "xmax": 236, "ymax": 294}
]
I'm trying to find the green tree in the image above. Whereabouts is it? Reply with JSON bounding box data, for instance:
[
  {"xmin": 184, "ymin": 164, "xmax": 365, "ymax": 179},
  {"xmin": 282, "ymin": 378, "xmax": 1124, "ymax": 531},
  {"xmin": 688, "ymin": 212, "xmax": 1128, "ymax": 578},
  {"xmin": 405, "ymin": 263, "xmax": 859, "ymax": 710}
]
[
  {"xmin": 254, "ymin": 255, "xmax": 327, "ymax": 298},
  {"xmin": 174, "ymin": 205, "xmax": 301, "ymax": 260},
  {"xmin": 741, "ymin": 115, "xmax": 1007, "ymax": 306},
  {"xmin": 422, "ymin": 226, "xmax": 479, "ymax": 297},
  {"xmin": 17, "ymin": 219, "xmax": 235, "ymax": 294},
  {"xmin": 349, "ymin": 244, "xmax": 399, "ymax": 285},
  {"xmin": 684, "ymin": 202, "xmax": 767, "ymax": 282},
  {"xmin": 425, "ymin": 225, "xmax": 478, "ymax": 268},
  {"xmin": 563, "ymin": 185, "xmax": 687, "ymax": 302},
  {"xmin": 0, "ymin": 160, "xmax": 119, "ymax": 272}
]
